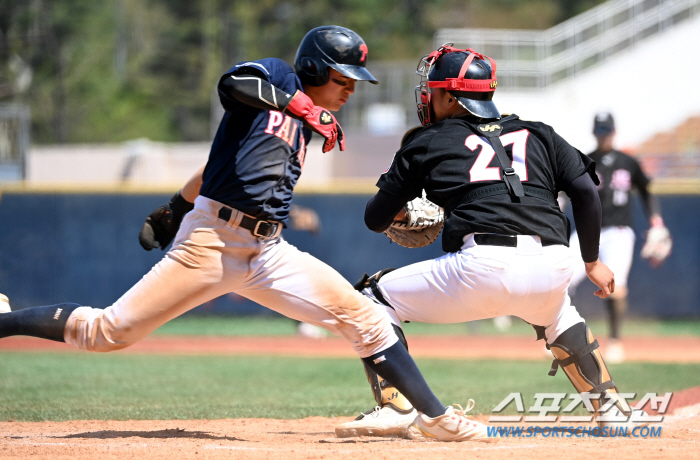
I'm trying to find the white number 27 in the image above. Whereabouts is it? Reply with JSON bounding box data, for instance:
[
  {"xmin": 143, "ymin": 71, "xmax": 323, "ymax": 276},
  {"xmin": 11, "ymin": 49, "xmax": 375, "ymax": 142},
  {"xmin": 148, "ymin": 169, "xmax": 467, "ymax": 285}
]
[{"xmin": 466, "ymin": 129, "xmax": 530, "ymax": 183}]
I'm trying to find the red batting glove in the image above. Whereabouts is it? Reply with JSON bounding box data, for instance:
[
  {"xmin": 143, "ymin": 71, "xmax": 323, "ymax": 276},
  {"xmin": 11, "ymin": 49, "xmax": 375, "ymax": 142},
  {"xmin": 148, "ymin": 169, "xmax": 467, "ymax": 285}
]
[{"xmin": 285, "ymin": 90, "xmax": 345, "ymax": 153}]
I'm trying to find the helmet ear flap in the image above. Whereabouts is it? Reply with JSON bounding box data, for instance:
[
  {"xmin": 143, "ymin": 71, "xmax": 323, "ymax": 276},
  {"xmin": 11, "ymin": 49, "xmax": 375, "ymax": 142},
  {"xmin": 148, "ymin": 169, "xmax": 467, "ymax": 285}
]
[{"xmin": 298, "ymin": 56, "xmax": 329, "ymax": 87}]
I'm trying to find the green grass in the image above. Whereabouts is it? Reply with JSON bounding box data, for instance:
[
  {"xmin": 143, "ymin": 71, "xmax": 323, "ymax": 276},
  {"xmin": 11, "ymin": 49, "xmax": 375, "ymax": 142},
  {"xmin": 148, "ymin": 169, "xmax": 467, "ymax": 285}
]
[
  {"xmin": 153, "ymin": 315, "xmax": 700, "ymax": 337},
  {"xmin": 1, "ymin": 353, "xmax": 698, "ymax": 422}
]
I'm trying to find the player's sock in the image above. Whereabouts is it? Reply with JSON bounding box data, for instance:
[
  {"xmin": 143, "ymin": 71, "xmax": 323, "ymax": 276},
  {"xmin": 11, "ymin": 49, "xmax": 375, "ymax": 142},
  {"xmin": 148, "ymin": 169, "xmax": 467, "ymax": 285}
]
[
  {"xmin": 0, "ymin": 303, "xmax": 80, "ymax": 342},
  {"xmin": 605, "ymin": 296, "xmax": 627, "ymax": 340},
  {"xmin": 361, "ymin": 341, "xmax": 445, "ymax": 417},
  {"xmin": 362, "ymin": 324, "xmax": 414, "ymax": 411}
]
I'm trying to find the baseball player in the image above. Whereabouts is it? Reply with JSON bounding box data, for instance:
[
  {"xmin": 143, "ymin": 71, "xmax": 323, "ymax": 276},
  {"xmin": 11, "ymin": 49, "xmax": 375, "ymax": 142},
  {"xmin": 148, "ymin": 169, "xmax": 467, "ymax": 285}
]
[
  {"xmin": 336, "ymin": 44, "xmax": 648, "ymax": 438},
  {"xmin": 0, "ymin": 27, "xmax": 488, "ymax": 442},
  {"xmin": 567, "ymin": 112, "xmax": 671, "ymax": 363}
]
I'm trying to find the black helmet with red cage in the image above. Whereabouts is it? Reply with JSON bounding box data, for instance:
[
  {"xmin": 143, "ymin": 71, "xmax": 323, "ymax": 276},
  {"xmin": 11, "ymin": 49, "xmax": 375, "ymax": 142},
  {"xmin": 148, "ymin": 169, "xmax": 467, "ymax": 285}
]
[{"xmin": 415, "ymin": 43, "xmax": 500, "ymax": 125}]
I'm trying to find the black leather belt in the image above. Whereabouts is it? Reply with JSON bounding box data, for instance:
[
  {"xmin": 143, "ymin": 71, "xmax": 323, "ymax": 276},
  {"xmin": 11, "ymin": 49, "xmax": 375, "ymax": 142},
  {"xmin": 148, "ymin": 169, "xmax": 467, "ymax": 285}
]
[
  {"xmin": 218, "ymin": 207, "xmax": 281, "ymax": 239},
  {"xmin": 474, "ymin": 234, "xmax": 556, "ymax": 247}
]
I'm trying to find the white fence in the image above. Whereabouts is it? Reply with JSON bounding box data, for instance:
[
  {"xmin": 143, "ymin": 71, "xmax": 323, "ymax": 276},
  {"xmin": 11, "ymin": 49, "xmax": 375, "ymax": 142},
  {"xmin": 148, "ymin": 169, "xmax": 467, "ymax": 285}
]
[{"xmin": 435, "ymin": 0, "xmax": 700, "ymax": 90}]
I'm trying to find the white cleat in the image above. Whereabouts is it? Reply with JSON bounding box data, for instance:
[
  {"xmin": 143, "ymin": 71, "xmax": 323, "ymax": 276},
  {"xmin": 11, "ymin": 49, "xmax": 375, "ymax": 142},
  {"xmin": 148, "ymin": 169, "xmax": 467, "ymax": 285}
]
[
  {"xmin": 335, "ymin": 404, "xmax": 418, "ymax": 438},
  {"xmin": 0, "ymin": 294, "xmax": 10, "ymax": 314},
  {"xmin": 605, "ymin": 340, "xmax": 625, "ymax": 364},
  {"xmin": 407, "ymin": 401, "xmax": 497, "ymax": 443}
]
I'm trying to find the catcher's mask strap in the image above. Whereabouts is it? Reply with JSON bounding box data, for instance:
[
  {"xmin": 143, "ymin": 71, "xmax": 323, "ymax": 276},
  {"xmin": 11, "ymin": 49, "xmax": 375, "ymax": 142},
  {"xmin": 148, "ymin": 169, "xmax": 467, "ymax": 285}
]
[{"xmin": 427, "ymin": 46, "xmax": 498, "ymax": 93}]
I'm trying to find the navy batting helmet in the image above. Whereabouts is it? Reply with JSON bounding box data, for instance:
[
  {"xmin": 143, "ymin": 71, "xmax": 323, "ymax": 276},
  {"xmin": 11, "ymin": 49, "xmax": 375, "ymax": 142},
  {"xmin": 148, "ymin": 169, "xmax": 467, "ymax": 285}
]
[
  {"xmin": 416, "ymin": 44, "xmax": 499, "ymax": 125},
  {"xmin": 294, "ymin": 26, "xmax": 378, "ymax": 87}
]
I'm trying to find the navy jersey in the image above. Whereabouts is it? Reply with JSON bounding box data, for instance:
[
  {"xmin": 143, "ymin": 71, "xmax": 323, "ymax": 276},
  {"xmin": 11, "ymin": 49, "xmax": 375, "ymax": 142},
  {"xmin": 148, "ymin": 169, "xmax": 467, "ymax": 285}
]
[
  {"xmin": 200, "ymin": 58, "xmax": 312, "ymax": 225},
  {"xmin": 588, "ymin": 149, "xmax": 651, "ymax": 228},
  {"xmin": 378, "ymin": 117, "xmax": 596, "ymax": 252}
]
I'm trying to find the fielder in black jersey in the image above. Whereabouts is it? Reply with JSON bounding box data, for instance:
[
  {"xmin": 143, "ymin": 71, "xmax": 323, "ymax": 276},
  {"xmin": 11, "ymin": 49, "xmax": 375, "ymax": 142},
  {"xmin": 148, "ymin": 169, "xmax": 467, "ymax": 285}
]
[
  {"xmin": 0, "ymin": 27, "xmax": 481, "ymax": 443},
  {"xmin": 336, "ymin": 44, "xmax": 651, "ymax": 439},
  {"xmin": 568, "ymin": 112, "xmax": 671, "ymax": 363}
]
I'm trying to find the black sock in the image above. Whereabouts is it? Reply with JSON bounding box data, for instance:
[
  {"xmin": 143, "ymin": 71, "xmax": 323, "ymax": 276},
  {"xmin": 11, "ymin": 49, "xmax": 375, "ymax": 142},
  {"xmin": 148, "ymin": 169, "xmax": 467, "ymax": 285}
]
[
  {"xmin": 0, "ymin": 303, "xmax": 81, "ymax": 342},
  {"xmin": 362, "ymin": 341, "xmax": 445, "ymax": 418},
  {"xmin": 605, "ymin": 297, "xmax": 627, "ymax": 340}
]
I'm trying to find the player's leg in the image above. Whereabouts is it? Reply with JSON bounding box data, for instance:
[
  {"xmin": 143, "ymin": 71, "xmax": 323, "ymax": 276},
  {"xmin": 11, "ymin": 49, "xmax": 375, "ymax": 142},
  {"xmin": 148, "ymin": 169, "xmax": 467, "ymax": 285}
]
[
  {"xmin": 238, "ymin": 240, "xmax": 445, "ymax": 413},
  {"xmin": 0, "ymin": 208, "xmax": 243, "ymax": 351},
  {"xmin": 598, "ymin": 226, "xmax": 635, "ymax": 363},
  {"xmin": 529, "ymin": 297, "xmax": 649, "ymax": 433},
  {"xmin": 336, "ymin": 242, "xmax": 524, "ymax": 439}
]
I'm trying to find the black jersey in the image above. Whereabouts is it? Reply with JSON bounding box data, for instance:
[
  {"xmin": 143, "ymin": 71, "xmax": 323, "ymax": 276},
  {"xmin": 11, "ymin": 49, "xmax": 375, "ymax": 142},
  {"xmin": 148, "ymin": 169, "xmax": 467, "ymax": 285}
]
[
  {"xmin": 377, "ymin": 117, "xmax": 596, "ymax": 252},
  {"xmin": 588, "ymin": 149, "xmax": 651, "ymax": 228}
]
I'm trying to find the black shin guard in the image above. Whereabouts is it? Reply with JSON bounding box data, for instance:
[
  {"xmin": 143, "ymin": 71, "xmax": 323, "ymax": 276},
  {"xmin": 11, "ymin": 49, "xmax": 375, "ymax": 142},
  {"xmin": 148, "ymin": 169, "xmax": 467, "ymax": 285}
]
[
  {"xmin": 548, "ymin": 322, "xmax": 624, "ymax": 415},
  {"xmin": 362, "ymin": 342, "xmax": 444, "ymax": 417},
  {"xmin": 0, "ymin": 303, "xmax": 80, "ymax": 342}
]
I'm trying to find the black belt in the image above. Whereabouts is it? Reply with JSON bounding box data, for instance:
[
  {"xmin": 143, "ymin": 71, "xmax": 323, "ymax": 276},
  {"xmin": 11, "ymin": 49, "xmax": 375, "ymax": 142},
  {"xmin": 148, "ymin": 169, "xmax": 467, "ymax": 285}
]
[
  {"xmin": 474, "ymin": 234, "xmax": 556, "ymax": 247},
  {"xmin": 217, "ymin": 207, "xmax": 281, "ymax": 239}
]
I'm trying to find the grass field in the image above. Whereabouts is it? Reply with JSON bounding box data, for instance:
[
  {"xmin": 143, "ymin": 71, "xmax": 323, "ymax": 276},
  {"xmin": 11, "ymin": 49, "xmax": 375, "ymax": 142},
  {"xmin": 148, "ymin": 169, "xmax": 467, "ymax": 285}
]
[
  {"xmin": 2, "ymin": 315, "xmax": 700, "ymax": 423},
  {"xmin": 151, "ymin": 315, "xmax": 700, "ymax": 337}
]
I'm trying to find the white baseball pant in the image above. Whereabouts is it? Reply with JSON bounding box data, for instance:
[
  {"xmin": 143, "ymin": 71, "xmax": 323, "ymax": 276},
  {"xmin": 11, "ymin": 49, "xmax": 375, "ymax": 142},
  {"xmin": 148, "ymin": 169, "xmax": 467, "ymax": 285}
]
[
  {"xmin": 365, "ymin": 233, "xmax": 585, "ymax": 344},
  {"xmin": 63, "ymin": 196, "xmax": 397, "ymax": 358}
]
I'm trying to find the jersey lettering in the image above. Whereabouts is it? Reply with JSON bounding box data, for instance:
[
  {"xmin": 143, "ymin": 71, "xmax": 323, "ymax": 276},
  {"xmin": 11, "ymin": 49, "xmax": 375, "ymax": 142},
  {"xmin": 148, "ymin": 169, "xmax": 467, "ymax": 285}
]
[
  {"xmin": 297, "ymin": 135, "xmax": 307, "ymax": 169},
  {"xmin": 265, "ymin": 111, "xmax": 284, "ymax": 134},
  {"xmin": 265, "ymin": 111, "xmax": 299, "ymax": 147},
  {"xmin": 467, "ymin": 129, "xmax": 530, "ymax": 182},
  {"xmin": 276, "ymin": 115, "xmax": 293, "ymax": 143}
]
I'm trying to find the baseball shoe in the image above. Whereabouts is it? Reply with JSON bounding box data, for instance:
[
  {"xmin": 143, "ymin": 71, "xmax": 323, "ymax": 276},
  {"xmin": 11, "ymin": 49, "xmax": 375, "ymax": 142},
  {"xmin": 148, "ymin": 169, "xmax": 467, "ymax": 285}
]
[
  {"xmin": 297, "ymin": 322, "xmax": 328, "ymax": 339},
  {"xmin": 407, "ymin": 401, "xmax": 497, "ymax": 443},
  {"xmin": 605, "ymin": 340, "xmax": 625, "ymax": 363},
  {"xmin": 335, "ymin": 404, "xmax": 418, "ymax": 438},
  {"xmin": 0, "ymin": 294, "xmax": 10, "ymax": 314}
]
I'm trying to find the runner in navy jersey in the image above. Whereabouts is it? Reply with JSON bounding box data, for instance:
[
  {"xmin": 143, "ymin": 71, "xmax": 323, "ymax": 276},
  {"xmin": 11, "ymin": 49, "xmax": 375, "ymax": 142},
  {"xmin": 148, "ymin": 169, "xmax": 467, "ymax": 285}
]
[{"xmin": 0, "ymin": 27, "xmax": 486, "ymax": 442}]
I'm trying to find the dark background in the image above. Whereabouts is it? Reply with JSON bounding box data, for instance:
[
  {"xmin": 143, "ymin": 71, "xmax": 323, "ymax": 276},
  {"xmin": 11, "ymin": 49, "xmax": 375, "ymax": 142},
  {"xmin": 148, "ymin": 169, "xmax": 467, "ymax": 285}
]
[{"xmin": 0, "ymin": 191, "xmax": 696, "ymax": 319}]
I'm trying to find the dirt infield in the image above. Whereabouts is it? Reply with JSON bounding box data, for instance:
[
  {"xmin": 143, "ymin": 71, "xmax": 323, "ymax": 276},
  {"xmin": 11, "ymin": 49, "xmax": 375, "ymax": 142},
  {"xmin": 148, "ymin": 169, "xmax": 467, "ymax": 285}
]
[
  {"xmin": 3, "ymin": 334, "xmax": 700, "ymax": 362},
  {"xmin": 2, "ymin": 412, "xmax": 699, "ymax": 460},
  {"xmin": 2, "ymin": 335, "xmax": 699, "ymax": 459}
]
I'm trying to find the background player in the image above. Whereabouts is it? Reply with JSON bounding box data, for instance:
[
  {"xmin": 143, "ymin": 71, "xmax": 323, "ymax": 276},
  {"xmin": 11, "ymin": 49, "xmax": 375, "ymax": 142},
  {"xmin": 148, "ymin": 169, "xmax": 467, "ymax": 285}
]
[
  {"xmin": 567, "ymin": 112, "xmax": 671, "ymax": 363},
  {"xmin": 0, "ymin": 26, "xmax": 490, "ymax": 442},
  {"xmin": 336, "ymin": 44, "xmax": 648, "ymax": 438}
]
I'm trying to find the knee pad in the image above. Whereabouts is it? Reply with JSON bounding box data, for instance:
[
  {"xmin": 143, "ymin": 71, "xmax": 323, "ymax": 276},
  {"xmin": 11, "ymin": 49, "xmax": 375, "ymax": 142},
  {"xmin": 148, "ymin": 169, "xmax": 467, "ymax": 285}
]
[{"xmin": 353, "ymin": 268, "xmax": 396, "ymax": 308}]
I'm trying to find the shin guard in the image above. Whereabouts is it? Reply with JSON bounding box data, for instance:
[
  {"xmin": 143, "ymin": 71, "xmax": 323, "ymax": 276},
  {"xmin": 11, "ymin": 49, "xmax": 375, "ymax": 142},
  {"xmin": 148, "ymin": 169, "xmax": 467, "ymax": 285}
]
[{"xmin": 548, "ymin": 323, "xmax": 631, "ymax": 419}]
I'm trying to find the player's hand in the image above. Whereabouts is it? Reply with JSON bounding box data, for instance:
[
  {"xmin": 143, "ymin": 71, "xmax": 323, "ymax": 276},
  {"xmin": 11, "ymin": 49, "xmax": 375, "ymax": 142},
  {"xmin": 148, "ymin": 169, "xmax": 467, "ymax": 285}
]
[
  {"xmin": 584, "ymin": 259, "xmax": 615, "ymax": 299},
  {"xmin": 138, "ymin": 191, "xmax": 194, "ymax": 251},
  {"xmin": 284, "ymin": 90, "xmax": 345, "ymax": 153}
]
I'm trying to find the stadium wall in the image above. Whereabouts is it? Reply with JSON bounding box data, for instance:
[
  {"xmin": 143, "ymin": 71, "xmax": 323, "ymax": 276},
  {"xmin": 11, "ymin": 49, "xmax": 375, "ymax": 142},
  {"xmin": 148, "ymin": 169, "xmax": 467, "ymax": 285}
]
[{"xmin": 0, "ymin": 190, "xmax": 697, "ymax": 319}]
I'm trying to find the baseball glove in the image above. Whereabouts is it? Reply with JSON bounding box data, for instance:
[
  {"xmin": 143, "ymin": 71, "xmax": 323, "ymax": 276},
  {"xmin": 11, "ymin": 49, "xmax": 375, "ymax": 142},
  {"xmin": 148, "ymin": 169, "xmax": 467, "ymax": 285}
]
[
  {"xmin": 384, "ymin": 194, "xmax": 444, "ymax": 248},
  {"xmin": 138, "ymin": 191, "xmax": 194, "ymax": 251},
  {"xmin": 640, "ymin": 225, "xmax": 672, "ymax": 267}
]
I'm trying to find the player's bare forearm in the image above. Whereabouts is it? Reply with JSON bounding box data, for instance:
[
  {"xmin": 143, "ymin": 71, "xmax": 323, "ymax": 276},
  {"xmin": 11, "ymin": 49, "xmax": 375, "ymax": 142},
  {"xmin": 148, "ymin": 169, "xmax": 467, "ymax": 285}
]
[
  {"xmin": 584, "ymin": 259, "xmax": 615, "ymax": 299},
  {"xmin": 180, "ymin": 165, "xmax": 205, "ymax": 203}
]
